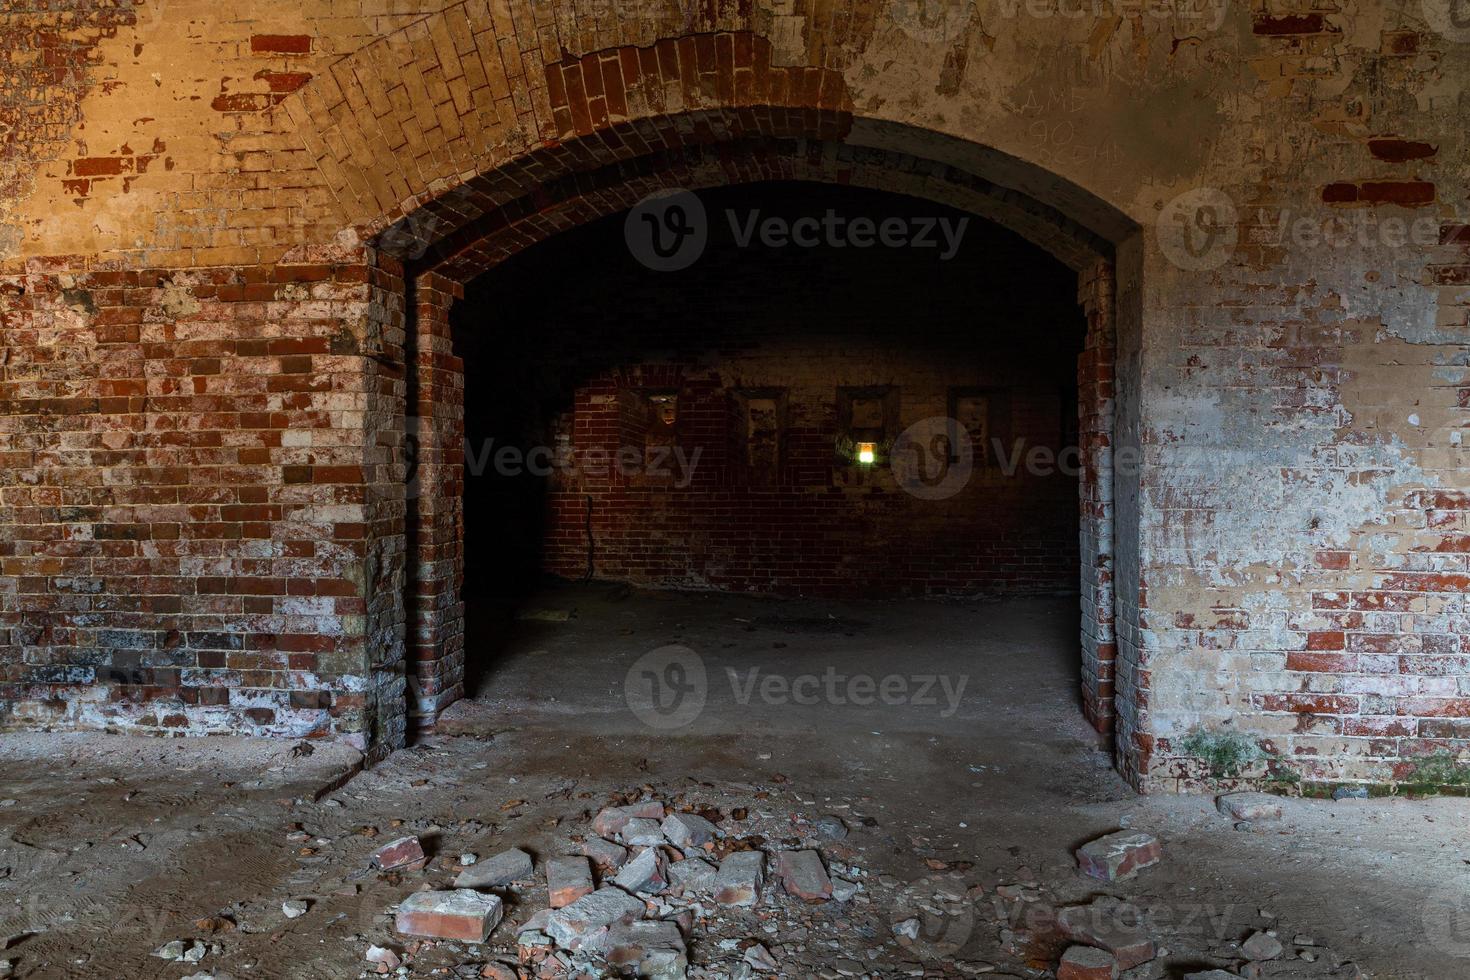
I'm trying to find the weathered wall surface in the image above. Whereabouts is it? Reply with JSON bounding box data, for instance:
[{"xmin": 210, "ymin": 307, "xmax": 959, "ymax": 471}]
[{"xmin": 0, "ymin": 0, "xmax": 1466, "ymax": 793}]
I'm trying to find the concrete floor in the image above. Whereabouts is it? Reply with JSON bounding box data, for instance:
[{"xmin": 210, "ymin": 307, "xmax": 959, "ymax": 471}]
[{"xmin": 0, "ymin": 587, "xmax": 1466, "ymax": 978}]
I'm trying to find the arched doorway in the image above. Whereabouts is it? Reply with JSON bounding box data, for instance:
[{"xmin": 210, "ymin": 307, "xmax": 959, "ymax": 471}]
[
  {"xmin": 282, "ymin": 24, "xmax": 1142, "ymax": 782},
  {"xmin": 379, "ymin": 139, "xmax": 1133, "ymax": 778}
]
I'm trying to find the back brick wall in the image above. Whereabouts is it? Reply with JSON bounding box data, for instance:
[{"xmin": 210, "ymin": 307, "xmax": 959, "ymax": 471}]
[{"xmin": 455, "ymin": 186, "xmax": 1087, "ymax": 599}]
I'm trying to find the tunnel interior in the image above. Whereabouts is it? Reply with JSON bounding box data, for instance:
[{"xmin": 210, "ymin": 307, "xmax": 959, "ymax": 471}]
[{"xmin": 448, "ymin": 180, "xmax": 1089, "ymax": 693}]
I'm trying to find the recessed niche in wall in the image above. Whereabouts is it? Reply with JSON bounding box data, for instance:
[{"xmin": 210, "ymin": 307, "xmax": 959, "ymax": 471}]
[
  {"xmin": 948, "ymin": 387, "xmax": 1009, "ymax": 468},
  {"xmin": 615, "ymin": 387, "xmax": 683, "ymax": 485},
  {"xmin": 642, "ymin": 389, "xmax": 680, "ymax": 430},
  {"xmin": 836, "ymin": 386, "xmax": 899, "ymax": 466},
  {"xmin": 732, "ymin": 388, "xmax": 787, "ymax": 485}
]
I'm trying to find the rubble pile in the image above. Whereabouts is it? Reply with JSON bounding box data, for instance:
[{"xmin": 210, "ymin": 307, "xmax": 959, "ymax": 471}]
[{"xmin": 296, "ymin": 788, "xmax": 1366, "ymax": 980}]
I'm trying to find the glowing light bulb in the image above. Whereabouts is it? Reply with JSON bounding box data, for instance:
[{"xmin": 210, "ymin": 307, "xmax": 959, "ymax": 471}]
[{"xmin": 857, "ymin": 442, "xmax": 876, "ymax": 464}]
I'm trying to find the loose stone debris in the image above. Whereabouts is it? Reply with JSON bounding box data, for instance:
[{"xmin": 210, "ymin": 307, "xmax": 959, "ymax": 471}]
[
  {"xmin": 0, "ymin": 726, "xmax": 1383, "ymax": 979},
  {"xmin": 373, "ymin": 835, "xmax": 428, "ymax": 872},
  {"xmin": 338, "ymin": 787, "xmax": 1366, "ymax": 979},
  {"xmin": 1216, "ymin": 794, "xmax": 1284, "ymax": 823},
  {"xmin": 457, "ymin": 847, "xmax": 535, "ymax": 888},
  {"xmin": 396, "ymin": 889, "xmax": 505, "ymax": 942},
  {"xmin": 1074, "ymin": 830, "xmax": 1162, "ymax": 882},
  {"xmin": 1057, "ymin": 945, "xmax": 1118, "ymax": 980}
]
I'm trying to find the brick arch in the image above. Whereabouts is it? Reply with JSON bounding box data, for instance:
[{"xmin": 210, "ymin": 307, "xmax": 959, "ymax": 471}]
[
  {"xmin": 296, "ymin": 16, "xmax": 1142, "ymax": 778},
  {"xmin": 278, "ymin": 17, "xmax": 1136, "ymax": 270},
  {"xmin": 388, "ymin": 132, "xmax": 1114, "ymax": 281},
  {"xmin": 390, "ymin": 150, "xmax": 1131, "ymax": 768}
]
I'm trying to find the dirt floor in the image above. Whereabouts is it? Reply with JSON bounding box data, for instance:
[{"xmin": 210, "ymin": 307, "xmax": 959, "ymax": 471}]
[{"xmin": 1, "ymin": 586, "xmax": 1467, "ymax": 979}]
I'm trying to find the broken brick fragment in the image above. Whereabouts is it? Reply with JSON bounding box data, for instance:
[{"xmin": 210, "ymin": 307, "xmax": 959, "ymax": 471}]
[
  {"xmin": 1058, "ymin": 945, "xmax": 1119, "ymax": 980},
  {"xmin": 1057, "ymin": 898, "xmax": 1156, "ymax": 969},
  {"xmin": 455, "ymin": 847, "xmax": 533, "ymax": 888},
  {"xmin": 713, "ymin": 850, "xmax": 764, "ymax": 906},
  {"xmin": 547, "ymin": 855, "xmax": 595, "ymax": 908},
  {"xmin": 1075, "ymin": 830, "xmax": 1161, "ymax": 881},
  {"xmin": 372, "ymin": 835, "xmax": 426, "ymax": 872},
  {"xmin": 395, "ymin": 889, "xmax": 503, "ymax": 943},
  {"xmin": 592, "ymin": 801, "xmax": 666, "ymax": 838},
  {"xmin": 774, "ymin": 849, "xmax": 832, "ymax": 902}
]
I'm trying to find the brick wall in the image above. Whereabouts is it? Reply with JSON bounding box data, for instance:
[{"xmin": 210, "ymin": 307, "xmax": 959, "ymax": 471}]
[
  {"xmin": 0, "ymin": 250, "xmax": 404, "ymax": 749},
  {"xmin": 3, "ymin": 0, "xmax": 1467, "ymax": 794}
]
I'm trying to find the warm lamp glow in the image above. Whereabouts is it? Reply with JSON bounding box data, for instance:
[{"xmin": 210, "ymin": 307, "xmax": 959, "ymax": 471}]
[{"xmin": 857, "ymin": 442, "xmax": 876, "ymax": 464}]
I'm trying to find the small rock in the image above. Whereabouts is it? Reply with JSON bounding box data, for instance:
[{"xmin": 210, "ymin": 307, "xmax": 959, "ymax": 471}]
[
  {"xmin": 713, "ymin": 850, "xmax": 765, "ymax": 907},
  {"xmin": 455, "ymin": 847, "xmax": 533, "ymax": 888},
  {"xmin": 773, "ymin": 849, "xmax": 832, "ymax": 902},
  {"xmin": 395, "ymin": 889, "xmax": 503, "ymax": 943},
  {"xmin": 592, "ymin": 801, "xmax": 666, "ymax": 838},
  {"xmin": 518, "ymin": 908, "xmax": 552, "ymax": 934},
  {"xmin": 812, "ymin": 814, "xmax": 848, "ymax": 840},
  {"xmin": 481, "ymin": 964, "xmax": 517, "ymax": 980},
  {"xmin": 281, "ymin": 900, "xmax": 309, "ymax": 919},
  {"xmin": 365, "ymin": 944, "xmax": 401, "ymax": 972},
  {"xmin": 620, "ymin": 817, "xmax": 665, "ymax": 846},
  {"xmin": 893, "ymin": 917, "xmax": 920, "ymax": 940},
  {"xmin": 545, "ymin": 886, "xmax": 645, "ymax": 949},
  {"xmin": 614, "ymin": 846, "xmax": 669, "ymax": 894},
  {"xmin": 1216, "ymin": 793, "xmax": 1283, "ymax": 822},
  {"xmin": 1242, "ymin": 931, "xmax": 1284, "ymax": 961},
  {"xmin": 642, "ymin": 947, "xmax": 691, "ymax": 980},
  {"xmin": 743, "ymin": 942, "xmax": 778, "ymax": 970},
  {"xmin": 1057, "ymin": 898, "xmax": 1156, "ymax": 969},
  {"xmin": 373, "ymin": 836, "xmax": 427, "ymax": 872},
  {"xmin": 1058, "ymin": 945, "xmax": 1119, "ymax": 980},
  {"xmin": 605, "ymin": 919, "xmax": 687, "ymax": 972},
  {"xmin": 460, "ymin": 853, "xmax": 478, "ymax": 866},
  {"xmin": 669, "ymin": 856, "xmax": 717, "ymax": 894},
  {"xmin": 1075, "ymin": 830, "xmax": 1162, "ymax": 881},
  {"xmin": 581, "ymin": 836, "xmax": 630, "ymax": 872},
  {"xmin": 153, "ymin": 941, "xmax": 186, "ymax": 961},
  {"xmin": 547, "ymin": 855, "xmax": 595, "ymax": 908},
  {"xmin": 831, "ymin": 876, "xmax": 860, "ymax": 902},
  {"xmin": 662, "ymin": 812, "xmax": 718, "ymax": 849},
  {"xmin": 1183, "ymin": 972, "xmax": 1241, "ymax": 980}
]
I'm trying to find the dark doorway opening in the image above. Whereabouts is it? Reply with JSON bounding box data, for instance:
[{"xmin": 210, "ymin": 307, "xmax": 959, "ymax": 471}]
[{"xmin": 450, "ymin": 180, "xmax": 1088, "ymax": 695}]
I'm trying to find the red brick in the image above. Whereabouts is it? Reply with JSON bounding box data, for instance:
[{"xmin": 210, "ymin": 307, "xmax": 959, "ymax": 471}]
[{"xmin": 250, "ymin": 34, "xmax": 312, "ymax": 55}]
